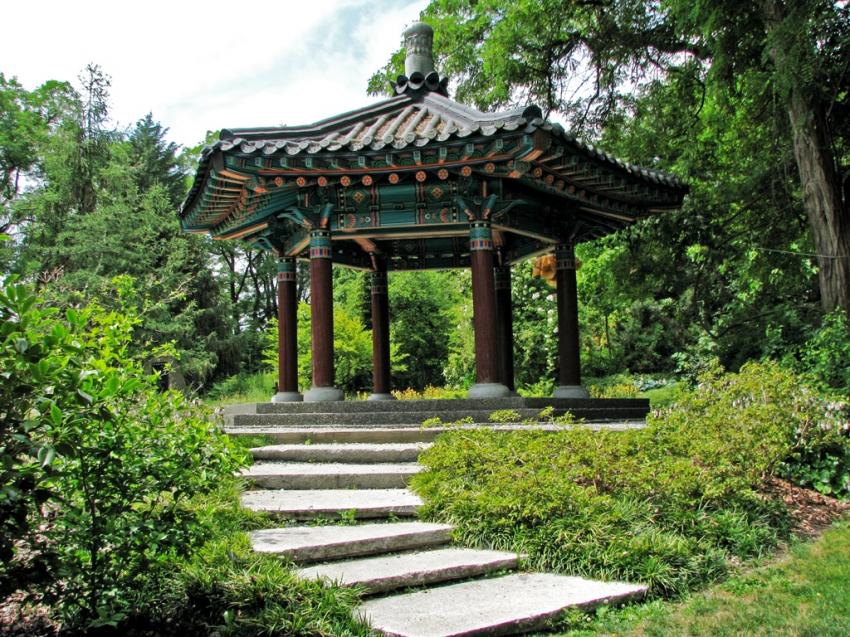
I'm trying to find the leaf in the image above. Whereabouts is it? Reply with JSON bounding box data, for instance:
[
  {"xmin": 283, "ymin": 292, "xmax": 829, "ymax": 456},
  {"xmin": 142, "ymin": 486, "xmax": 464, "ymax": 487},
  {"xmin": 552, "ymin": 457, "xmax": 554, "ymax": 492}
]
[
  {"xmin": 50, "ymin": 402, "xmax": 62, "ymax": 426},
  {"xmin": 77, "ymin": 389, "xmax": 94, "ymax": 405},
  {"xmin": 37, "ymin": 445, "xmax": 56, "ymax": 467}
]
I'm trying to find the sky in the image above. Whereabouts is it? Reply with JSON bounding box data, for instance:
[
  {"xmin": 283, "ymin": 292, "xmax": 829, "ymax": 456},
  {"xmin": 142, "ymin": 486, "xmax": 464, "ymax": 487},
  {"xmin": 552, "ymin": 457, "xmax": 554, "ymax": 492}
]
[{"xmin": 1, "ymin": 0, "xmax": 429, "ymax": 149}]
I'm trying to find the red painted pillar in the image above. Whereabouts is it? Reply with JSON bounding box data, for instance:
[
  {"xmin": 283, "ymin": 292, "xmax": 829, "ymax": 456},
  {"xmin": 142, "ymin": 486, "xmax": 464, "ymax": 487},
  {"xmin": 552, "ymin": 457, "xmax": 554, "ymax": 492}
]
[
  {"xmin": 272, "ymin": 257, "xmax": 302, "ymax": 402},
  {"xmin": 468, "ymin": 220, "xmax": 511, "ymax": 398},
  {"xmin": 494, "ymin": 264, "xmax": 515, "ymax": 391},
  {"xmin": 304, "ymin": 229, "xmax": 343, "ymax": 402},
  {"xmin": 554, "ymin": 244, "xmax": 589, "ymax": 398},
  {"xmin": 368, "ymin": 257, "xmax": 395, "ymax": 400}
]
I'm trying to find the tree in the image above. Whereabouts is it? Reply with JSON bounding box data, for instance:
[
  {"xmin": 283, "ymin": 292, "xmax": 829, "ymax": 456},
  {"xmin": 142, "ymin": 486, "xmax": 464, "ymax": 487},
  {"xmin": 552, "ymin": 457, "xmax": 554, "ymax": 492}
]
[{"xmin": 373, "ymin": 0, "xmax": 850, "ymax": 315}]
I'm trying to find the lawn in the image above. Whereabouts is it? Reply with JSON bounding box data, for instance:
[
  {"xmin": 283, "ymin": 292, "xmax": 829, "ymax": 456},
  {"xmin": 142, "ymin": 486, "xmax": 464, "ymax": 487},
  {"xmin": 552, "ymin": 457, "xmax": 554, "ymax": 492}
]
[{"xmin": 551, "ymin": 519, "xmax": 850, "ymax": 636}]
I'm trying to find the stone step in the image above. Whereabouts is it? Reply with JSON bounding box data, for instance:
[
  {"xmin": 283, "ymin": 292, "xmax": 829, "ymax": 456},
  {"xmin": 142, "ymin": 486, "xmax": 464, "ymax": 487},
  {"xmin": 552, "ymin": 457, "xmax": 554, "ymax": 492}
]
[
  {"xmin": 234, "ymin": 407, "xmax": 648, "ymax": 428},
  {"xmin": 251, "ymin": 442, "xmax": 430, "ymax": 463},
  {"xmin": 250, "ymin": 521, "xmax": 453, "ymax": 563},
  {"xmin": 241, "ymin": 488, "xmax": 422, "ymax": 519},
  {"xmin": 226, "ymin": 427, "xmax": 441, "ymax": 444},
  {"xmin": 358, "ymin": 572, "xmax": 648, "ymax": 637},
  {"xmin": 256, "ymin": 397, "xmax": 649, "ymax": 414},
  {"xmin": 225, "ymin": 422, "xmax": 646, "ymax": 445},
  {"xmin": 300, "ymin": 547, "xmax": 518, "ymax": 595},
  {"xmin": 242, "ymin": 462, "xmax": 422, "ymax": 489}
]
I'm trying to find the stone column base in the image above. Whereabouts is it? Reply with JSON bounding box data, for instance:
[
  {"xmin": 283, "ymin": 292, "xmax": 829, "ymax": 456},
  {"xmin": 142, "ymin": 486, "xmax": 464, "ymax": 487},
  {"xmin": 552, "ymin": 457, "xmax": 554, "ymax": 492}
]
[
  {"xmin": 553, "ymin": 385, "xmax": 590, "ymax": 399},
  {"xmin": 271, "ymin": 391, "xmax": 304, "ymax": 403},
  {"xmin": 304, "ymin": 386, "xmax": 345, "ymax": 402},
  {"xmin": 468, "ymin": 382, "xmax": 513, "ymax": 398},
  {"xmin": 367, "ymin": 393, "xmax": 396, "ymax": 401}
]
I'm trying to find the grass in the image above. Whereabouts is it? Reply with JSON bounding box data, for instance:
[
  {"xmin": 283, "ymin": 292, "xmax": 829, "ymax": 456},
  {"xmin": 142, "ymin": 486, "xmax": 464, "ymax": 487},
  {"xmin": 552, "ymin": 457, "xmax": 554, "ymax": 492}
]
[{"xmin": 547, "ymin": 520, "xmax": 850, "ymax": 636}]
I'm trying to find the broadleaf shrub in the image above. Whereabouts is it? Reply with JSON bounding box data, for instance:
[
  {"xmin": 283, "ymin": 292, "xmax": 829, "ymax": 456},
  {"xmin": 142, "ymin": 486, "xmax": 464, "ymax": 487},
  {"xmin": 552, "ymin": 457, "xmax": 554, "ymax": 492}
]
[
  {"xmin": 0, "ymin": 278, "xmax": 247, "ymax": 629},
  {"xmin": 412, "ymin": 362, "xmax": 841, "ymax": 597}
]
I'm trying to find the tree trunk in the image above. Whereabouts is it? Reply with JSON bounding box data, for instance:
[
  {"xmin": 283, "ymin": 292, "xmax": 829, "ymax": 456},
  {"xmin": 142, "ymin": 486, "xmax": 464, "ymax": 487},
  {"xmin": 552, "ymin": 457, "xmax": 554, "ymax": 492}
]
[
  {"xmin": 786, "ymin": 88, "xmax": 850, "ymax": 314},
  {"xmin": 763, "ymin": 0, "xmax": 850, "ymax": 315}
]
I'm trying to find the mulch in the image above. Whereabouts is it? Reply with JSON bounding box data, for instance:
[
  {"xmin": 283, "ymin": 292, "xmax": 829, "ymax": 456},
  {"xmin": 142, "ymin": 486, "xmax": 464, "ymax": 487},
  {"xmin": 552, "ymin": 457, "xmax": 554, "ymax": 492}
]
[{"xmin": 762, "ymin": 476, "xmax": 850, "ymax": 538}]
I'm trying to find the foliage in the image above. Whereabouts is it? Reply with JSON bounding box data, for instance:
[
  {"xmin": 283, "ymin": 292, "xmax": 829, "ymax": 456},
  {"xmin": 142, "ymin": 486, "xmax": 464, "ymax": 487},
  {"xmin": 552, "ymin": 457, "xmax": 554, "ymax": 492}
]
[
  {"xmin": 165, "ymin": 534, "xmax": 370, "ymax": 637},
  {"xmin": 0, "ymin": 278, "xmax": 246, "ymax": 629},
  {"xmin": 392, "ymin": 385, "xmax": 465, "ymax": 400},
  {"xmin": 788, "ymin": 310, "xmax": 850, "ymax": 395},
  {"xmin": 205, "ymin": 371, "xmax": 276, "ymax": 406},
  {"xmin": 779, "ymin": 399, "xmax": 850, "ymax": 498},
  {"xmin": 389, "ymin": 270, "xmax": 463, "ymax": 389},
  {"xmin": 413, "ymin": 362, "xmax": 838, "ymax": 598},
  {"xmin": 264, "ymin": 302, "xmax": 406, "ymax": 394}
]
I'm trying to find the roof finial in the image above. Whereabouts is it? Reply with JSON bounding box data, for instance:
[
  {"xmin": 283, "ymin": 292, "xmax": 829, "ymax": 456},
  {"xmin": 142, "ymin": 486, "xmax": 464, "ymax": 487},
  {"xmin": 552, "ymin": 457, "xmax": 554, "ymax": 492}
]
[
  {"xmin": 403, "ymin": 21, "xmax": 435, "ymax": 77},
  {"xmin": 394, "ymin": 21, "xmax": 449, "ymax": 97}
]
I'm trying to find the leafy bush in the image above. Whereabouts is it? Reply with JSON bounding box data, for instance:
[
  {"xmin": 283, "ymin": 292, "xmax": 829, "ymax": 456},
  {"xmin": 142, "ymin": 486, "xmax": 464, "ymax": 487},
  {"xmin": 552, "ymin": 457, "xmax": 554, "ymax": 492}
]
[
  {"xmin": 0, "ymin": 279, "xmax": 247, "ymax": 629},
  {"xmin": 204, "ymin": 371, "xmax": 276, "ymax": 405},
  {"xmin": 412, "ymin": 362, "xmax": 836, "ymax": 598},
  {"xmin": 779, "ymin": 398, "xmax": 850, "ymax": 498},
  {"xmin": 793, "ymin": 309, "xmax": 850, "ymax": 394},
  {"xmin": 392, "ymin": 385, "xmax": 465, "ymax": 400}
]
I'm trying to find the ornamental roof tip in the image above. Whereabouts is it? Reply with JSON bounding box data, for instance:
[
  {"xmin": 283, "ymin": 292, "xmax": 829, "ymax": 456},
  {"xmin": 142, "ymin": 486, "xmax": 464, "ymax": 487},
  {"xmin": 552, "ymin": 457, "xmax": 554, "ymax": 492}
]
[{"xmin": 393, "ymin": 20, "xmax": 450, "ymax": 97}]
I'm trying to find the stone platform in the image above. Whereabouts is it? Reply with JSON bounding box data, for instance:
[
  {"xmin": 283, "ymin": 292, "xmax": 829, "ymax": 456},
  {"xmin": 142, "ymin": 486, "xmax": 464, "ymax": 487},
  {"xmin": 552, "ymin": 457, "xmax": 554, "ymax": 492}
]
[{"xmin": 222, "ymin": 397, "xmax": 649, "ymax": 429}]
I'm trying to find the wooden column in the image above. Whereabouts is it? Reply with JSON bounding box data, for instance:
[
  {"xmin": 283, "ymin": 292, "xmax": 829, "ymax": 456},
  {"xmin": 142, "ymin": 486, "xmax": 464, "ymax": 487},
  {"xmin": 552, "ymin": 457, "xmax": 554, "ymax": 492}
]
[
  {"xmin": 272, "ymin": 257, "xmax": 302, "ymax": 402},
  {"xmin": 554, "ymin": 244, "xmax": 589, "ymax": 398},
  {"xmin": 368, "ymin": 257, "xmax": 395, "ymax": 400},
  {"xmin": 304, "ymin": 229, "xmax": 343, "ymax": 402},
  {"xmin": 494, "ymin": 263, "xmax": 515, "ymax": 391},
  {"xmin": 468, "ymin": 220, "xmax": 511, "ymax": 398}
]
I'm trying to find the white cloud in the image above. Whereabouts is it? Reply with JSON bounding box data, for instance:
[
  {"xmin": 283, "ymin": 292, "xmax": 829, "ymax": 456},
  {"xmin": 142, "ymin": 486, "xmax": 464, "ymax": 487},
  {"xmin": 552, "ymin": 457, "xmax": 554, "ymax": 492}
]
[{"xmin": 1, "ymin": 0, "xmax": 428, "ymax": 147}]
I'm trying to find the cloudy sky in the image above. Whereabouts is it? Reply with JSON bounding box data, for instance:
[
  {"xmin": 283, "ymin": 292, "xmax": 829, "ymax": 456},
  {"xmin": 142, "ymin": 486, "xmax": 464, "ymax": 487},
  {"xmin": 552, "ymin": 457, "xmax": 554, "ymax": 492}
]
[{"xmin": 2, "ymin": 0, "xmax": 429, "ymax": 148}]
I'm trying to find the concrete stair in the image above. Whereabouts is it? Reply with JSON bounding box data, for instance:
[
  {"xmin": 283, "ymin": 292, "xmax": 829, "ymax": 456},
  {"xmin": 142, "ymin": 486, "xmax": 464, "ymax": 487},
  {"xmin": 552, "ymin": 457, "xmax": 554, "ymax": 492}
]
[
  {"xmin": 250, "ymin": 521, "xmax": 454, "ymax": 561},
  {"xmin": 232, "ymin": 403, "xmax": 648, "ymax": 636},
  {"xmin": 242, "ymin": 462, "xmax": 421, "ymax": 489}
]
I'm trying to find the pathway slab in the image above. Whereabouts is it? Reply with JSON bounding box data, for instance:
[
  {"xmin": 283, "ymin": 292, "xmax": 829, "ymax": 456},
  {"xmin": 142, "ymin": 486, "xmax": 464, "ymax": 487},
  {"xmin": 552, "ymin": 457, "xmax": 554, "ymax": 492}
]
[
  {"xmin": 241, "ymin": 488, "xmax": 422, "ymax": 519},
  {"xmin": 252, "ymin": 442, "xmax": 430, "ymax": 463},
  {"xmin": 300, "ymin": 547, "xmax": 518, "ymax": 594},
  {"xmin": 358, "ymin": 572, "xmax": 648, "ymax": 637},
  {"xmin": 242, "ymin": 462, "xmax": 421, "ymax": 489},
  {"xmin": 250, "ymin": 521, "xmax": 453, "ymax": 562},
  {"xmin": 225, "ymin": 427, "xmax": 441, "ymax": 444}
]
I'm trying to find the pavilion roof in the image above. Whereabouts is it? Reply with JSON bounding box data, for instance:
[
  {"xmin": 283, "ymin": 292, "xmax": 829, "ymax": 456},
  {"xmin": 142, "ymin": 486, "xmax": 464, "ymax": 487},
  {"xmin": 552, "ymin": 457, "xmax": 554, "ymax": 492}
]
[{"xmin": 178, "ymin": 22, "xmax": 687, "ymax": 269}]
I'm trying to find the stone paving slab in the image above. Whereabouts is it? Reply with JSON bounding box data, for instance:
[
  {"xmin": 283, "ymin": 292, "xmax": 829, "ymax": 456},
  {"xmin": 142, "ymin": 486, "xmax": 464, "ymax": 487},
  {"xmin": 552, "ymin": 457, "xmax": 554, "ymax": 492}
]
[
  {"xmin": 250, "ymin": 521, "xmax": 453, "ymax": 562},
  {"xmin": 252, "ymin": 442, "xmax": 430, "ymax": 463},
  {"xmin": 226, "ymin": 427, "xmax": 441, "ymax": 443},
  {"xmin": 358, "ymin": 572, "xmax": 647, "ymax": 637},
  {"xmin": 300, "ymin": 547, "xmax": 518, "ymax": 594},
  {"xmin": 241, "ymin": 488, "xmax": 422, "ymax": 519},
  {"xmin": 225, "ymin": 422, "xmax": 646, "ymax": 444},
  {"xmin": 255, "ymin": 397, "xmax": 649, "ymax": 414},
  {"xmin": 242, "ymin": 462, "xmax": 421, "ymax": 489},
  {"xmin": 234, "ymin": 408, "xmax": 648, "ymax": 428}
]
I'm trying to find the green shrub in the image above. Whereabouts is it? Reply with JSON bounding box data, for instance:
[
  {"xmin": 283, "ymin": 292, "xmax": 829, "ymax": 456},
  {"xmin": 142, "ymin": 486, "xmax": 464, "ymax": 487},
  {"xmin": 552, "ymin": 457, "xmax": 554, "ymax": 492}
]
[
  {"xmin": 793, "ymin": 309, "xmax": 850, "ymax": 394},
  {"xmin": 205, "ymin": 371, "xmax": 276, "ymax": 405},
  {"xmin": 412, "ymin": 362, "xmax": 833, "ymax": 598},
  {"xmin": 779, "ymin": 398, "xmax": 850, "ymax": 498},
  {"xmin": 0, "ymin": 279, "xmax": 247, "ymax": 629}
]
